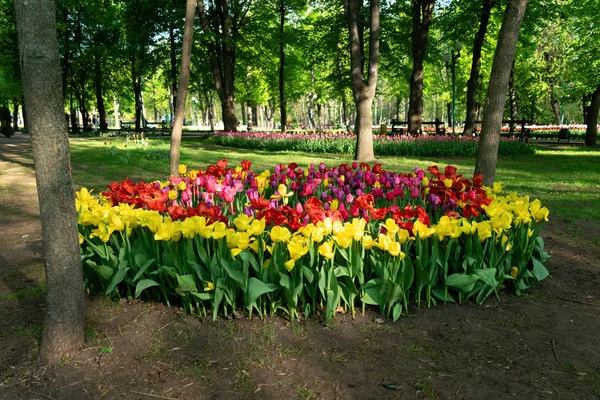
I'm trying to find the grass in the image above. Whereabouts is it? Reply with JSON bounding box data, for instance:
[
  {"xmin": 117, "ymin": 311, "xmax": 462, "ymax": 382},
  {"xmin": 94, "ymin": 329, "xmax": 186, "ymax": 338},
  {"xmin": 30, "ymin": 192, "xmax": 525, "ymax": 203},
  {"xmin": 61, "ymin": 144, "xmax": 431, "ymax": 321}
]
[
  {"xmin": 0, "ymin": 285, "xmax": 45, "ymax": 301},
  {"xmin": 67, "ymin": 136, "xmax": 600, "ymax": 243}
]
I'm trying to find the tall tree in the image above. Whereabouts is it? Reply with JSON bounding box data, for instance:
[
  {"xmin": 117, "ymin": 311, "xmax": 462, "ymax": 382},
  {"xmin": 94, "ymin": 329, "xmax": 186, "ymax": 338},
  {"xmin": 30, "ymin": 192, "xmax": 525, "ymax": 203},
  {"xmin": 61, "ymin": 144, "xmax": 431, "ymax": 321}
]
[
  {"xmin": 170, "ymin": 0, "xmax": 197, "ymax": 176},
  {"xmin": 463, "ymin": 0, "xmax": 495, "ymax": 137},
  {"xmin": 345, "ymin": 0, "xmax": 380, "ymax": 161},
  {"xmin": 196, "ymin": 0, "xmax": 255, "ymax": 131},
  {"xmin": 475, "ymin": 0, "xmax": 528, "ymax": 185},
  {"xmin": 279, "ymin": 0, "xmax": 286, "ymax": 131},
  {"xmin": 585, "ymin": 86, "xmax": 600, "ymax": 147},
  {"xmin": 14, "ymin": 0, "xmax": 84, "ymax": 363},
  {"xmin": 407, "ymin": 0, "xmax": 434, "ymax": 135}
]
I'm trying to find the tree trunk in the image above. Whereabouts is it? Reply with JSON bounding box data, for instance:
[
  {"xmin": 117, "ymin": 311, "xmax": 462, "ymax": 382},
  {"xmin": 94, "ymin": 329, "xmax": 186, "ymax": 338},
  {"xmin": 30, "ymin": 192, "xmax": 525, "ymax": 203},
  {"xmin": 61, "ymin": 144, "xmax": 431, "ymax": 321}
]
[
  {"xmin": 113, "ymin": 95, "xmax": 120, "ymax": 128},
  {"xmin": 252, "ymin": 104, "xmax": 258, "ymax": 127},
  {"xmin": 475, "ymin": 0, "xmax": 528, "ymax": 185},
  {"xmin": 94, "ymin": 55, "xmax": 107, "ymax": 131},
  {"xmin": 197, "ymin": 0, "xmax": 237, "ymax": 132},
  {"xmin": 12, "ymin": 100, "xmax": 19, "ymax": 131},
  {"xmin": 585, "ymin": 85, "xmax": 599, "ymax": 147},
  {"xmin": 169, "ymin": 0, "xmax": 196, "ymax": 176},
  {"xmin": 355, "ymin": 98, "xmax": 374, "ymax": 159},
  {"xmin": 170, "ymin": 27, "xmax": 178, "ymax": 114},
  {"xmin": 508, "ymin": 61, "xmax": 518, "ymax": 134},
  {"xmin": 464, "ymin": 0, "xmax": 494, "ymax": 137},
  {"xmin": 279, "ymin": 0, "xmax": 286, "ymax": 132},
  {"xmin": 15, "ymin": 0, "xmax": 84, "ymax": 364},
  {"xmin": 132, "ymin": 59, "xmax": 142, "ymax": 132},
  {"xmin": 241, "ymin": 102, "xmax": 247, "ymax": 126},
  {"xmin": 408, "ymin": 0, "xmax": 435, "ymax": 135},
  {"xmin": 345, "ymin": 0, "xmax": 380, "ymax": 161}
]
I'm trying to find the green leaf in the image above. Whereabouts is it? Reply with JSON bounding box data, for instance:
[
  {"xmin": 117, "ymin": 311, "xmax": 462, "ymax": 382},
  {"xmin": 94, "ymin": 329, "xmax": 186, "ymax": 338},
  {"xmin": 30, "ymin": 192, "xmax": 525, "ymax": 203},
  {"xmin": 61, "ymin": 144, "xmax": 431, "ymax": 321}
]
[
  {"xmin": 302, "ymin": 266, "xmax": 314, "ymax": 283},
  {"xmin": 237, "ymin": 251, "xmax": 260, "ymax": 274},
  {"xmin": 431, "ymin": 289, "xmax": 456, "ymax": 303},
  {"xmin": 135, "ymin": 279, "xmax": 160, "ymax": 298},
  {"xmin": 445, "ymin": 273, "xmax": 480, "ymax": 288},
  {"xmin": 176, "ymin": 274, "xmax": 197, "ymax": 294},
  {"xmin": 221, "ymin": 258, "xmax": 247, "ymax": 291},
  {"xmin": 135, "ymin": 252, "xmax": 149, "ymax": 268},
  {"xmin": 474, "ymin": 268, "xmax": 498, "ymax": 287},
  {"xmin": 392, "ymin": 303, "xmax": 402, "ymax": 321},
  {"xmin": 86, "ymin": 260, "xmax": 114, "ymax": 280},
  {"xmin": 532, "ymin": 259, "xmax": 549, "ymax": 281},
  {"xmin": 247, "ymin": 278, "xmax": 278, "ymax": 307},
  {"xmin": 334, "ymin": 266, "xmax": 350, "ymax": 277},
  {"xmin": 105, "ymin": 267, "xmax": 129, "ymax": 295},
  {"xmin": 190, "ymin": 291, "xmax": 212, "ymax": 301},
  {"xmin": 361, "ymin": 278, "xmax": 383, "ymax": 306},
  {"xmin": 133, "ymin": 258, "xmax": 156, "ymax": 281},
  {"xmin": 279, "ymin": 273, "xmax": 291, "ymax": 290}
]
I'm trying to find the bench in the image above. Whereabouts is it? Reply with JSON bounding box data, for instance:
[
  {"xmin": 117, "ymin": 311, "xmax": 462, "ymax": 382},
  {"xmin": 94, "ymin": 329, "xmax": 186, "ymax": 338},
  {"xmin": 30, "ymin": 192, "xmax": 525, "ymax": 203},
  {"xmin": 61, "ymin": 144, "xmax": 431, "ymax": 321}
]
[
  {"xmin": 558, "ymin": 127, "xmax": 570, "ymax": 143},
  {"xmin": 144, "ymin": 121, "xmax": 170, "ymax": 136}
]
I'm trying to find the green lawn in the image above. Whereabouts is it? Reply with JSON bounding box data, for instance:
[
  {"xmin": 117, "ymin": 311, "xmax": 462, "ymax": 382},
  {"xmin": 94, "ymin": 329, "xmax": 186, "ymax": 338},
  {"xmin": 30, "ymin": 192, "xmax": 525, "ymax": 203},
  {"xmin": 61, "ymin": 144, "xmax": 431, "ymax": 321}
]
[{"xmin": 69, "ymin": 136, "xmax": 600, "ymax": 240}]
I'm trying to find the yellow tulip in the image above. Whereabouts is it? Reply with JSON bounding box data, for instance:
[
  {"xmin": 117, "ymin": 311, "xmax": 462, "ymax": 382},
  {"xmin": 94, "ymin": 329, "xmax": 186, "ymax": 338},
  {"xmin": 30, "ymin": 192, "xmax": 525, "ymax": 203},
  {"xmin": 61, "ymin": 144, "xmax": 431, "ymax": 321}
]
[
  {"xmin": 210, "ymin": 222, "xmax": 228, "ymax": 240},
  {"xmin": 284, "ymin": 259, "xmax": 295, "ymax": 272},
  {"xmin": 233, "ymin": 214, "xmax": 254, "ymax": 231},
  {"xmin": 387, "ymin": 241, "xmax": 404, "ymax": 257},
  {"xmin": 287, "ymin": 237, "xmax": 309, "ymax": 260},
  {"xmin": 204, "ymin": 282, "xmax": 215, "ymax": 291},
  {"xmin": 270, "ymin": 226, "xmax": 291, "ymax": 243},
  {"xmin": 384, "ymin": 218, "xmax": 399, "ymax": 236},
  {"xmin": 178, "ymin": 164, "xmax": 187, "ymax": 175},
  {"xmin": 318, "ymin": 241, "xmax": 335, "ymax": 259},
  {"xmin": 363, "ymin": 235, "xmax": 374, "ymax": 250},
  {"xmin": 249, "ymin": 218, "xmax": 266, "ymax": 236},
  {"xmin": 476, "ymin": 221, "xmax": 492, "ymax": 242},
  {"xmin": 330, "ymin": 199, "xmax": 339, "ymax": 211},
  {"xmin": 413, "ymin": 220, "xmax": 435, "ymax": 239}
]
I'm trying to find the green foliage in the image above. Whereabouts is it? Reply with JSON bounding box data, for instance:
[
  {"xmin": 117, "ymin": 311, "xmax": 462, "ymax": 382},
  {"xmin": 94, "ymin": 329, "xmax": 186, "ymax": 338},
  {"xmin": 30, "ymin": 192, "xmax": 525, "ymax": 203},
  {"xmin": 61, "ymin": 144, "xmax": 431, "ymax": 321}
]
[
  {"xmin": 210, "ymin": 132, "xmax": 535, "ymax": 157},
  {"xmin": 79, "ymin": 204, "xmax": 549, "ymax": 322}
]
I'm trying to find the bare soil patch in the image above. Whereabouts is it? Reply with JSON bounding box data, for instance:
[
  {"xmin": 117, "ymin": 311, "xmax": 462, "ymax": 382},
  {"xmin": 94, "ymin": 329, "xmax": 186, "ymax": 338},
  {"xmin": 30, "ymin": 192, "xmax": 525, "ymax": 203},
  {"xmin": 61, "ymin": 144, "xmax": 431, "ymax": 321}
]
[{"xmin": 1, "ymin": 138, "xmax": 599, "ymax": 400}]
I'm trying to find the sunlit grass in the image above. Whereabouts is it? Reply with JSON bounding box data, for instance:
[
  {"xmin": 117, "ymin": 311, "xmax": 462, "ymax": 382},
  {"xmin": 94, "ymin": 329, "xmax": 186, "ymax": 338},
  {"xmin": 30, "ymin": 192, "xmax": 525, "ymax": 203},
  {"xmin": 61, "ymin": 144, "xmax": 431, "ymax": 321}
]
[{"xmin": 69, "ymin": 137, "xmax": 600, "ymax": 238}]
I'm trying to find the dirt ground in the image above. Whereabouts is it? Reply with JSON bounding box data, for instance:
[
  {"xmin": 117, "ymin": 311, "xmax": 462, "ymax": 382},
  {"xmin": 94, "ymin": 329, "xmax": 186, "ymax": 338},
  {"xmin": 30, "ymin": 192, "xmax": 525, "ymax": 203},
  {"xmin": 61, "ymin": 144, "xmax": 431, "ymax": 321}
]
[{"xmin": 1, "ymin": 136, "xmax": 599, "ymax": 400}]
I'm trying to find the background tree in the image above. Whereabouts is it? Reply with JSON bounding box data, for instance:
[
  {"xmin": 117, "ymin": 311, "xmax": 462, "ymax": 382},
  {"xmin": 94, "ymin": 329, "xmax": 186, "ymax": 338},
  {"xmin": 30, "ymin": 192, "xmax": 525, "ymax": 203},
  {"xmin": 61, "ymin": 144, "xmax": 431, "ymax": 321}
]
[
  {"xmin": 407, "ymin": 0, "xmax": 434, "ymax": 134},
  {"xmin": 14, "ymin": 0, "xmax": 85, "ymax": 364},
  {"xmin": 475, "ymin": 0, "xmax": 528, "ymax": 185},
  {"xmin": 345, "ymin": 0, "xmax": 380, "ymax": 161},
  {"xmin": 170, "ymin": 0, "xmax": 196, "ymax": 176}
]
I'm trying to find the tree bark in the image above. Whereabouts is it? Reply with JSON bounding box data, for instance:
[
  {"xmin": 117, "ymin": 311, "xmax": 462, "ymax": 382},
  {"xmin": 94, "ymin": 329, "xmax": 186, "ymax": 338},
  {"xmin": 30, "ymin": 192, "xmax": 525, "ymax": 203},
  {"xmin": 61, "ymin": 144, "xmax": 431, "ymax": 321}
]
[
  {"xmin": 15, "ymin": 0, "xmax": 84, "ymax": 364},
  {"xmin": 170, "ymin": 27, "xmax": 178, "ymax": 114},
  {"xmin": 197, "ymin": 0, "xmax": 237, "ymax": 131},
  {"xmin": 407, "ymin": 0, "xmax": 435, "ymax": 135},
  {"xmin": 241, "ymin": 101, "xmax": 247, "ymax": 126},
  {"xmin": 543, "ymin": 52, "xmax": 561, "ymax": 125},
  {"xmin": 464, "ymin": 0, "xmax": 494, "ymax": 137},
  {"xmin": 169, "ymin": 0, "xmax": 196, "ymax": 176},
  {"xmin": 94, "ymin": 54, "xmax": 107, "ymax": 131},
  {"xmin": 585, "ymin": 85, "xmax": 599, "ymax": 147},
  {"xmin": 279, "ymin": 0, "xmax": 286, "ymax": 132},
  {"xmin": 12, "ymin": 100, "xmax": 19, "ymax": 131},
  {"xmin": 475, "ymin": 0, "xmax": 528, "ymax": 185},
  {"xmin": 508, "ymin": 61, "xmax": 518, "ymax": 134},
  {"xmin": 345, "ymin": 0, "xmax": 380, "ymax": 161}
]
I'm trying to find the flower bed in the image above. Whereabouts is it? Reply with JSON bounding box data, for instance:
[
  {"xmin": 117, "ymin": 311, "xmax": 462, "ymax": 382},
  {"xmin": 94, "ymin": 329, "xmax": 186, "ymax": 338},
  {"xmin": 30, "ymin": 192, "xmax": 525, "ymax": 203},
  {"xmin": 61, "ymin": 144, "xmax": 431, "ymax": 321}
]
[
  {"xmin": 211, "ymin": 131, "xmax": 535, "ymax": 157},
  {"xmin": 77, "ymin": 160, "xmax": 549, "ymax": 322}
]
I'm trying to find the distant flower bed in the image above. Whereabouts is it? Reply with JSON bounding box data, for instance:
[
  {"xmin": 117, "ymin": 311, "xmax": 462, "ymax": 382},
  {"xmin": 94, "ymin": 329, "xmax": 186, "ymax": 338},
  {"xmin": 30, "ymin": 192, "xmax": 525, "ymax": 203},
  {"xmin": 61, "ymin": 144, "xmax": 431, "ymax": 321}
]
[
  {"xmin": 211, "ymin": 131, "xmax": 535, "ymax": 157},
  {"xmin": 77, "ymin": 160, "xmax": 549, "ymax": 322}
]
